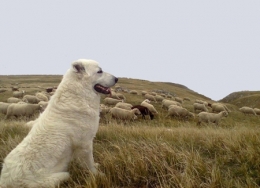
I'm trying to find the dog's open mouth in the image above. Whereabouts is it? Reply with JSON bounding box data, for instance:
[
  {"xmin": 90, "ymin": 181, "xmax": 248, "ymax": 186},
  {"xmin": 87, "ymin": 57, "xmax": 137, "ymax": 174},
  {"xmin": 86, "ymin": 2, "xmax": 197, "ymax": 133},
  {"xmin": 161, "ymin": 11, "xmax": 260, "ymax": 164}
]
[{"xmin": 94, "ymin": 84, "xmax": 111, "ymax": 95}]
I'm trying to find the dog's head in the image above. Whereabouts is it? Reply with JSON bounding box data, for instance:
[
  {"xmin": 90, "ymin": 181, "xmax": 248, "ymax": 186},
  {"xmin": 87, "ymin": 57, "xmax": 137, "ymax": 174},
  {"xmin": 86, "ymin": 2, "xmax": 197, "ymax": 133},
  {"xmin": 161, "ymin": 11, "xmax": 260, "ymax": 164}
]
[{"xmin": 71, "ymin": 59, "xmax": 118, "ymax": 95}]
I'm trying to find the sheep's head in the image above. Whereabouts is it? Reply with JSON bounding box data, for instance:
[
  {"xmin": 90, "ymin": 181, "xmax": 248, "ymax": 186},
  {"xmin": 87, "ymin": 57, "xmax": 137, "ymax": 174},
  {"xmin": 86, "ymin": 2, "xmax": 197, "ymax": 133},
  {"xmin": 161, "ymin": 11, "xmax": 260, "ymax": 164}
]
[
  {"xmin": 144, "ymin": 99, "xmax": 151, "ymax": 103},
  {"xmin": 133, "ymin": 108, "xmax": 141, "ymax": 115},
  {"xmin": 189, "ymin": 112, "xmax": 195, "ymax": 119},
  {"xmin": 222, "ymin": 111, "xmax": 228, "ymax": 117}
]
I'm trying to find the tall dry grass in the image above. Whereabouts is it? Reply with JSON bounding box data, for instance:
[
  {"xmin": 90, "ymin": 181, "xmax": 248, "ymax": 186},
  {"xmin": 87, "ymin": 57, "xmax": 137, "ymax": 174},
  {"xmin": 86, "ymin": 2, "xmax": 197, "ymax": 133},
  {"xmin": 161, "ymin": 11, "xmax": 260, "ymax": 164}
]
[{"xmin": 1, "ymin": 119, "xmax": 260, "ymax": 188}]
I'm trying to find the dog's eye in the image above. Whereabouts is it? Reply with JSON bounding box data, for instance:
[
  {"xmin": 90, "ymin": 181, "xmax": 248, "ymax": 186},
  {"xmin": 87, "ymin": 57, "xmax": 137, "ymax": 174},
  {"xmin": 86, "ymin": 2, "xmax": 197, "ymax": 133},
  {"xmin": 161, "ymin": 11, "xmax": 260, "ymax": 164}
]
[{"xmin": 97, "ymin": 70, "xmax": 103, "ymax": 74}]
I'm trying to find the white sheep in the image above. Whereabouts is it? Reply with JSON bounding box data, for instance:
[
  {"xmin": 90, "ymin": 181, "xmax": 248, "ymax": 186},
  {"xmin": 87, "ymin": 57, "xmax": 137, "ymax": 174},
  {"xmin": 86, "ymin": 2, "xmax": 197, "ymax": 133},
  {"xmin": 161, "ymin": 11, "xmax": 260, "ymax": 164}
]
[
  {"xmin": 160, "ymin": 94, "xmax": 166, "ymax": 97},
  {"xmin": 183, "ymin": 97, "xmax": 191, "ymax": 101},
  {"xmin": 162, "ymin": 99, "xmax": 181, "ymax": 109},
  {"xmin": 239, "ymin": 107, "xmax": 257, "ymax": 115},
  {"xmin": 100, "ymin": 104, "xmax": 112, "ymax": 118},
  {"xmin": 5, "ymin": 103, "xmax": 43, "ymax": 119},
  {"xmin": 150, "ymin": 92, "xmax": 157, "ymax": 96},
  {"xmin": 254, "ymin": 108, "xmax": 260, "ymax": 115},
  {"xmin": 38, "ymin": 101, "xmax": 49, "ymax": 111},
  {"xmin": 110, "ymin": 107, "xmax": 141, "ymax": 121},
  {"xmin": 166, "ymin": 105, "xmax": 195, "ymax": 119},
  {"xmin": 144, "ymin": 94, "xmax": 157, "ymax": 102},
  {"xmin": 141, "ymin": 91, "xmax": 148, "ymax": 96},
  {"xmin": 129, "ymin": 90, "xmax": 138, "ymax": 95},
  {"xmin": 155, "ymin": 95, "xmax": 164, "ymax": 102},
  {"xmin": 193, "ymin": 103, "xmax": 208, "ymax": 113},
  {"xmin": 160, "ymin": 94, "xmax": 166, "ymax": 98},
  {"xmin": 195, "ymin": 99, "xmax": 209, "ymax": 106},
  {"xmin": 116, "ymin": 93, "xmax": 126, "ymax": 101},
  {"xmin": 197, "ymin": 111, "xmax": 228, "ymax": 126},
  {"xmin": 7, "ymin": 97, "xmax": 22, "ymax": 103},
  {"xmin": 115, "ymin": 102, "xmax": 133, "ymax": 110},
  {"xmin": 175, "ymin": 97, "xmax": 183, "ymax": 104},
  {"xmin": 103, "ymin": 97, "xmax": 123, "ymax": 105},
  {"xmin": 110, "ymin": 91, "xmax": 121, "ymax": 99},
  {"xmin": 166, "ymin": 94, "xmax": 173, "ymax": 99},
  {"xmin": 211, "ymin": 103, "xmax": 230, "ymax": 113},
  {"xmin": 141, "ymin": 99, "xmax": 158, "ymax": 114},
  {"xmin": 13, "ymin": 90, "xmax": 25, "ymax": 98},
  {"xmin": 23, "ymin": 95, "xmax": 41, "ymax": 104},
  {"xmin": 36, "ymin": 92, "xmax": 49, "ymax": 102},
  {"xmin": 0, "ymin": 102, "xmax": 11, "ymax": 115}
]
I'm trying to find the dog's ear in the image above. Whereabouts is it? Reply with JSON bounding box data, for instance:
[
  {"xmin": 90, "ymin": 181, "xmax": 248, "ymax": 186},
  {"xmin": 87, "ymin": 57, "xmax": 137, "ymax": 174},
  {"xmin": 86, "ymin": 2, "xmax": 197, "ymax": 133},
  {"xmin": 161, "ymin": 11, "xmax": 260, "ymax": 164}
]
[{"xmin": 72, "ymin": 61, "xmax": 85, "ymax": 73}]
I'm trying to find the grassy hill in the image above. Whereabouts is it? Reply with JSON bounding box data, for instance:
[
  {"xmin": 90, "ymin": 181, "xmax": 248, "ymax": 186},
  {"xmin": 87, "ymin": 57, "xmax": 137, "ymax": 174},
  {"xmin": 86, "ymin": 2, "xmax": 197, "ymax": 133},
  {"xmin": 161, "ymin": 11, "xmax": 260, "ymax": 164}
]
[
  {"xmin": 220, "ymin": 91, "xmax": 260, "ymax": 108},
  {"xmin": 0, "ymin": 75, "xmax": 260, "ymax": 188}
]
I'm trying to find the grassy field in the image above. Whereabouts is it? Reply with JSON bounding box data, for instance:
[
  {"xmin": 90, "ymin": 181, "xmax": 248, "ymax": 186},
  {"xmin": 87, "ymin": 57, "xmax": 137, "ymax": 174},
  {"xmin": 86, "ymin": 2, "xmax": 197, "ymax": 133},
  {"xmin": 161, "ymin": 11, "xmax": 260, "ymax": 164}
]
[{"xmin": 0, "ymin": 75, "xmax": 260, "ymax": 188}]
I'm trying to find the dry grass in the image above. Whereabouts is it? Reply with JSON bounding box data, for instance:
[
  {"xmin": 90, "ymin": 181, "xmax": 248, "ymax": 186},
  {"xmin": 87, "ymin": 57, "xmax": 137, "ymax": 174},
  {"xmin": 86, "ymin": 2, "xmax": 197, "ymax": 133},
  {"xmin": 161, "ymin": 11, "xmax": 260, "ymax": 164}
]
[{"xmin": 0, "ymin": 75, "xmax": 260, "ymax": 187}]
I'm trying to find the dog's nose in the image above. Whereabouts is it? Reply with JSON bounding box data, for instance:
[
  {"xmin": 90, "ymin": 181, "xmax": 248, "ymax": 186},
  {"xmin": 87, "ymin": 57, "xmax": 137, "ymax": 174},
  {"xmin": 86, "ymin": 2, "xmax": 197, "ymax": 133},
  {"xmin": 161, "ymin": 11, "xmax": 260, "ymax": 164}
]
[{"xmin": 115, "ymin": 77, "xmax": 118, "ymax": 83}]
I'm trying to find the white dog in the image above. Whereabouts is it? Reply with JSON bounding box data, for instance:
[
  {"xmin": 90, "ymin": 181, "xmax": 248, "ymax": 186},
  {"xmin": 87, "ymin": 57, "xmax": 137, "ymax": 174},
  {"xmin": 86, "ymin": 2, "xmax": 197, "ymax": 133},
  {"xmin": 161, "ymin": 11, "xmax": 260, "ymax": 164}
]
[{"xmin": 0, "ymin": 59, "xmax": 118, "ymax": 188}]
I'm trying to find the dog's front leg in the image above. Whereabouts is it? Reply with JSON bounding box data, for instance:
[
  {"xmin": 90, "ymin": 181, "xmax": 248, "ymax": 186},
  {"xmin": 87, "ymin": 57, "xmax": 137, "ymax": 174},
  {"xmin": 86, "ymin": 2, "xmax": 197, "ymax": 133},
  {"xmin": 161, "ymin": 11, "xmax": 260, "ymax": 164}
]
[{"xmin": 73, "ymin": 140, "xmax": 99, "ymax": 174}]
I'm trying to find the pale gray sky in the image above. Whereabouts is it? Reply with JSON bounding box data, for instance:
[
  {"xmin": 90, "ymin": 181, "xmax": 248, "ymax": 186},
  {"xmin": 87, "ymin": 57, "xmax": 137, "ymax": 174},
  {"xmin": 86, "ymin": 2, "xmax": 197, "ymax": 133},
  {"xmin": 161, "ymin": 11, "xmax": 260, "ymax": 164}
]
[{"xmin": 0, "ymin": 1, "xmax": 259, "ymax": 100}]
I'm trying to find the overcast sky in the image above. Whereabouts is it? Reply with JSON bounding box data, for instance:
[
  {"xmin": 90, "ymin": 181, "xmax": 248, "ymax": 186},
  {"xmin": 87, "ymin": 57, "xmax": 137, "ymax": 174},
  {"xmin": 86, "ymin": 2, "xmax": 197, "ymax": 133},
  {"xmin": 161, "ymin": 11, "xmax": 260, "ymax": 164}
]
[{"xmin": 0, "ymin": 1, "xmax": 259, "ymax": 101}]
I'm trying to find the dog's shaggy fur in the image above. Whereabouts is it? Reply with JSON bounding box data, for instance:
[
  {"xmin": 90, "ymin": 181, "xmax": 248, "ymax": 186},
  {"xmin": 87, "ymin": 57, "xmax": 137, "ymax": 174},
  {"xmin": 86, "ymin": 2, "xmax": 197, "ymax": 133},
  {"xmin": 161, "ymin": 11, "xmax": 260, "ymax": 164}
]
[{"xmin": 0, "ymin": 59, "xmax": 118, "ymax": 188}]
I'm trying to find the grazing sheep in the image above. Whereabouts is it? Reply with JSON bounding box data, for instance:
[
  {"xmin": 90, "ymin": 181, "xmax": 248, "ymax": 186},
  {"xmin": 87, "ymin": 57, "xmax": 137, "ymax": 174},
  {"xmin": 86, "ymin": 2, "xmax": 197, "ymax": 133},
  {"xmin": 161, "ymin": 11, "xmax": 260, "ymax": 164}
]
[
  {"xmin": 129, "ymin": 90, "xmax": 138, "ymax": 95},
  {"xmin": 7, "ymin": 97, "xmax": 22, "ymax": 103},
  {"xmin": 211, "ymin": 103, "xmax": 230, "ymax": 113},
  {"xmin": 166, "ymin": 94, "xmax": 173, "ymax": 99},
  {"xmin": 36, "ymin": 92, "xmax": 49, "ymax": 102},
  {"xmin": 193, "ymin": 103, "xmax": 208, "ymax": 113},
  {"xmin": 141, "ymin": 91, "xmax": 148, "ymax": 96},
  {"xmin": 183, "ymin": 97, "xmax": 191, "ymax": 101},
  {"xmin": 160, "ymin": 94, "xmax": 166, "ymax": 98},
  {"xmin": 116, "ymin": 93, "xmax": 126, "ymax": 101},
  {"xmin": 239, "ymin": 107, "xmax": 257, "ymax": 115},
  {"xmin": 38, "ymin": 101, "xmax": 48, "ymax": 111},
  {"xmin": 100, "ymin": 104, "xmax": 112, "ymax": 118},
  {"xmin": 155, "ymin": 95, "xmax": 164, "ymax": 102},
  {"xmin": 103, "ymin": 97, "xmax": 123, "ymax": 105},
  {"xmin": 110, "ymin": 91, "xmax": 121, "ymax": 99},
  {"xmin": 141, "ymin": 99, "xmax": 158, "ymax": 115},
  {"xmin": 175, "ymin": 97, "xmax": 183, "ymax": 104},
  {"xmin": 197, "ymin": 111, "xmax": 228, "ymax": 126},
  {"xmin": 11, "ymin": 86, "xmax": 19, "ymax": 91},
  {"xmin": 195, "ymin": 99, "xmax": 209, "ymax": 106},
  {"xmin": 115, "ymin": 85, "xmax": 122, "ymax": 91},
  {"xmin": 23, "ymin": 95, "xmax": 41, "ymax": 104},
  {"xmin": 115, "ymin": 102, "xmax": 133, "ymax": 110},
  {"xmin": 5, "ymin": 103, "xmax": 43, "ymax": 119},
  {"xmin": 131, "ymin": 105, "xmax": 154, "ymax": 120},
  {"xmin": 254, "ymin": 108, "xmax": 260, "ymax": 115},
  {"xmin": 110, "ymin": 107, "xmax": 141, "ymax": 121},
  {"xmin": 166, "ymin": 105, "xmax": 195, "ymax": 119},
  {"xmin": 17, "ymin": 101, "xmax": 28, "ymax": 104},
  {"xmin": 0, "ymin": 102, "xmax": 11, "ymax": 115},
  {"xmin": 162, "ymin": 99, "xmax": 181, "ymax": 109},
  {"xmin": 150, "ymin": 92, "xmax": 157, "ymax": 96},
  {"xmin": 0, "ymin": 89, "xmax": 7, "ymax": 93},
  {"xmin": 144, "ymin": 94, "xmax": 157, "ymax": 102},
  {"xmin": 13, "ymin": 90, "xmax": 25, "ymax": 98}
]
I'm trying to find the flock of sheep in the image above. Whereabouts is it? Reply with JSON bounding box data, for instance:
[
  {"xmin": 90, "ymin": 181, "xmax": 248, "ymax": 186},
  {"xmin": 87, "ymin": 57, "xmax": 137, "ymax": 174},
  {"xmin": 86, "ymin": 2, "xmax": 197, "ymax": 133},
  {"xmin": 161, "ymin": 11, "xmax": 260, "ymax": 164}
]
[
  {"xmin": 99, "ymin": 87, "xmax": 260, "ymax": 126},
  {"xmin": 0, "ymin": 85, "xmax": 259, "ymax": 127},
  {"xmin": 0, "ymin": 90, "xmax": 50, "ymax": 120}
]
